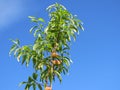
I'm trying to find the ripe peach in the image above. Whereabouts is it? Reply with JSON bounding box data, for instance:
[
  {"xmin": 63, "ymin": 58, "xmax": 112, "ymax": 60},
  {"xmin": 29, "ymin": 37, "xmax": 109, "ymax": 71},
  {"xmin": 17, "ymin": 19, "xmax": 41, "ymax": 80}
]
[
  {"xmin": 45, "ymin": 86, "xmax": 52, "ymax": 90},
  {"xmin": 51, "ymin": 52, "xmax": 58, "ymax": 58}
]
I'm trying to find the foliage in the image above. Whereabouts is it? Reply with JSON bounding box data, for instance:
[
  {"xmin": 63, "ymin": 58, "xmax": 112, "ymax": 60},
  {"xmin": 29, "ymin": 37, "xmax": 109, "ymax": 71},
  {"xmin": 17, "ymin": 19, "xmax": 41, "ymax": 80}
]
[{"xmin": 9, "ymin": 3, "xmax": 84, "ymax": 90}]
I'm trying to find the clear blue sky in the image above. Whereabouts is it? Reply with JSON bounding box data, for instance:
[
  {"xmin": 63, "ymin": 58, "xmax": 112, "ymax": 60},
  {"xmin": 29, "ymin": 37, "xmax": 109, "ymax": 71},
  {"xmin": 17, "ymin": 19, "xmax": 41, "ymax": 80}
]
[{"xmin": 0, "ymin": 0, "xmax": 120, "ymax": 90}]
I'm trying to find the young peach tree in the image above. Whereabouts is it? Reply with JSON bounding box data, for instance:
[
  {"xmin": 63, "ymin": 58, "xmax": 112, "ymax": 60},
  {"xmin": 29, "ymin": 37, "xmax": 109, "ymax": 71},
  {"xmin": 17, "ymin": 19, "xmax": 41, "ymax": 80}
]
[{"xmin": 9, "ymin": 3, "xmax": 84, "ymax": 90}]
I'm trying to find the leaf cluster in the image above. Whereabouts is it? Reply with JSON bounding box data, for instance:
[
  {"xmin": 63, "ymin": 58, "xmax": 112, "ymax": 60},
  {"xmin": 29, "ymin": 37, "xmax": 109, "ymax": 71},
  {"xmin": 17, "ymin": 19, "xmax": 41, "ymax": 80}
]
[{"xmin": 9, "ymin": 3, "xmax": 84, "ymax": 90}]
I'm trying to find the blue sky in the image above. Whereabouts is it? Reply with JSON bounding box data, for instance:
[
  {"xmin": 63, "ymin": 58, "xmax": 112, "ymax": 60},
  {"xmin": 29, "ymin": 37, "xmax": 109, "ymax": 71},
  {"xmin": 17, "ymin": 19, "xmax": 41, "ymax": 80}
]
[{"xmin": 0, "ymin": 0, "xmax": 120, "ymax": 90}]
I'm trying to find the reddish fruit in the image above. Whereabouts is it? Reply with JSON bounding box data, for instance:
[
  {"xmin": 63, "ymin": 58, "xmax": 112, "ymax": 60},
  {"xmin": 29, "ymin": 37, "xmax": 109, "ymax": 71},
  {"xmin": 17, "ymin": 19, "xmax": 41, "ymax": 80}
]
[
  {"xmin": 52, "ymin": 60, "xmax": 61, "ymax": 65},
  {"xmin": 51, "ymin": 52, "xmax": 58, "ymax": 58},
  {"xmin": 45, "ymin": 86, "xmax": 52, "ymax": 90}
]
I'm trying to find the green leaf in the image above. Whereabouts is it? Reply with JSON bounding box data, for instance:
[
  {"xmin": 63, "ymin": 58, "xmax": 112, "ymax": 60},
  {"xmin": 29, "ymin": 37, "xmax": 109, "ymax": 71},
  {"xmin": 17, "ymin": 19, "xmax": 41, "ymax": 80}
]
[
  {"xmin": 33, "ymin": 73, "xmax": 38, "ymax": 80},
  {"xmin": 28, "ymin": 16, "xmax": 35, "ymax": 19},
  {"xmin": 46, "ymin": 4, "xmax": 55, "ymax": 12},
  {"xmin": 21, "ymin": 55, "xmax": 26, "ymax": 64},
  {"xmin": 19, "ymin": 82, "xmax": 27, "ymax": 86},
  {"xmin": 54, "ymin": 70, "xmax": 62, "ymax": 83},
  {"xmin": 33, "ymin": 43, "xmax": 40, "ymax": 50},
  {"xmin": 25, "ymin": 84, "xmax": 31, "ymax": 90},
  {"xmin": 38, "ymin": 84, "xmax": 42, "ymax": 90},
  {"xmin": 9, "ymin": 44, "xmax": 17, "ymax": 55},
  {"xmin": 79, "ymin": 24, "xmax": 84, "ymax": 31},
  {"xmin": 30, "ymin": 26, "xmax": 38, "ymax": 33},
  {"xmin": 16, "ymin": 39, "xmax": 20, "ymax": 45},
  {"xmin": 26, "ymin": 55, "xmax": 31, "ymax": 67},
  {"xmin": 22, "ymin": 54, "xmax": 27, "ymax": 63},
  {"xmin": 28, "ymin": 16, "xmax": 38, "ymax": 22},
  {"xmin": 64, "ymin": 57, "xmax": 73, "ymax": 63},
  {"xmin": 62, "ymin": 67, "xmax": 68, "ymax": 75},
  {"xmin": 22, "ymin": 46, "xmax": 31, "ymax": 51},
  {"xmin": 71, "ymin": 33, "xmax": 76, "ymax": 41},
  {"xmin": 38, "ymin": 18, "xmax": 45, "ymax": 22},
  {"xmin": 17, "ymin": 53, "xmax": 21, "ymax": 62},
  {"xmin": 63, "ymin": 58, "xmax": 70, "ymax": 67},
  {"xmin": 34, "ymin": 29, "xmax": 41, "ymax": 37},
  {"xmin": 28, "ymin": 77, "xmax": 33, "ymax": 83},
  {"xmin": 63, "ymin": 47, "xmax": 70, "ymax": 51},
  {"xmin": 14, "ymin": 48, "xmax": 21, "ymax": 57},
  {"xmin": 11, "ymin": 39, "xmax": 20, "ymax": 45},
  {"xmin": 32, "ymin": 83, "xmax": 36, "ymax": 90}
]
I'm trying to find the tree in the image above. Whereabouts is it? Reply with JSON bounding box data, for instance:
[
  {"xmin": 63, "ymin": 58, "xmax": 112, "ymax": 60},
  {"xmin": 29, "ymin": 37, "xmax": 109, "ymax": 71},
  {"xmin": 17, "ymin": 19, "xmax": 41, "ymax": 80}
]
[{"xmin": 9, "ymin": 3, "xmax": 84, "ymax": 90}]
